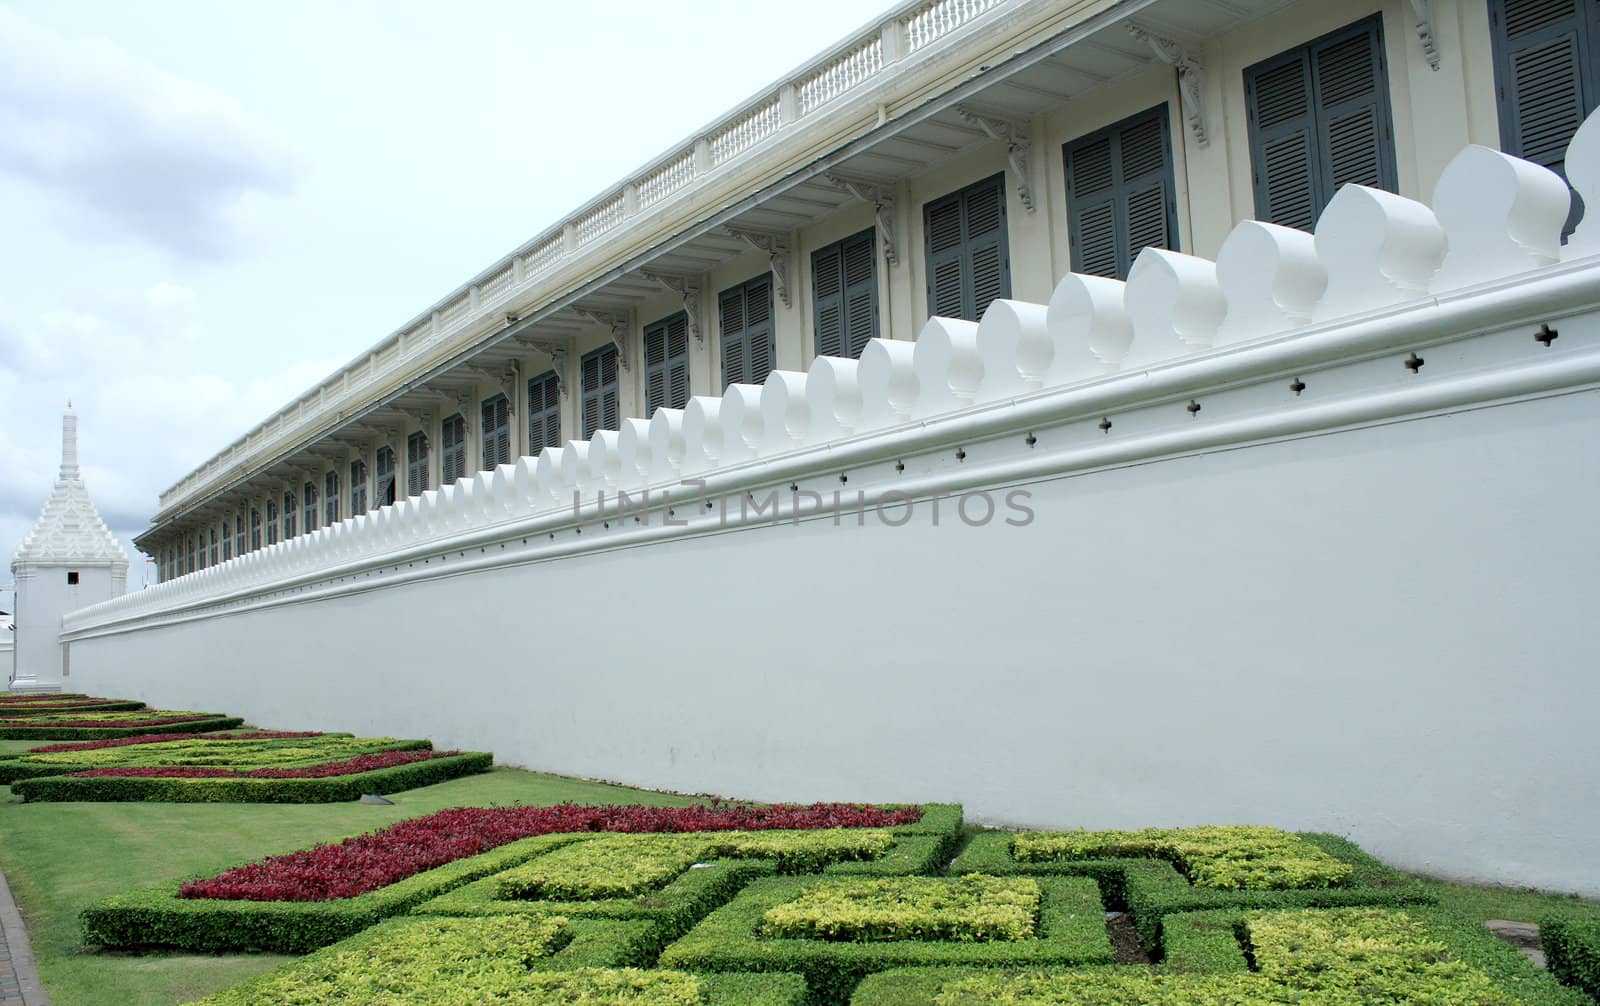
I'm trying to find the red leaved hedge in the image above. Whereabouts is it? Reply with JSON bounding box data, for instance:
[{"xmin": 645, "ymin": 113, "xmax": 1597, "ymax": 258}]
[{"xmin": 180, "ymin": 802, "xmax": 923, "ymax": 902}]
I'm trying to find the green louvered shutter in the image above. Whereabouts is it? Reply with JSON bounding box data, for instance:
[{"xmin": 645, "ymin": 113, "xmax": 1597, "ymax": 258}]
[
  {"xmin": 1246, "ymin": 16, "xmax": 1396, "ymax": 229},
  {"xmin": 1065, "ymin": 105, "xmax": 1179, "ymax": 278},
  {"xmin": 527, "ymin": 371, "xmax": 561, "ymax": 451},
  {"xmin": 581, "ymin": 345, "xmax": 619, "ymax": 437},
  {"xmin": 811, "ymin": 229, "xmax": 878, "ymax": 359},
  {"xmin": 375, "ymin": 448, "xmax": 396, "ymax": 507},
  {"xmin": 644, "ymin": 313, "xmax": 690, "ymax": 413},
  {"xmin": 323, "ymin": 473, "xmax": 337, "ymax": 526},
  {"xmin": 924, "ymin": 175, "xmax": 1011, "ymax": 322},
  {"xmin": 441, "ymin": 414, "xmax": 465, "ymax": 486},
  {"xmin": 720, "ymin": 275, "xmax": 774, "ymax": 389},
  {"xmin": 480, "ymin": 394, "xmax": 511, "ymax": 469},
  {"xmin": 1489, "ymin": 0, "xmax": 1597, "ymax": 236},
  {"xmin": 406, "ymin": 432, "xmax": 429, "ymax": 496}
]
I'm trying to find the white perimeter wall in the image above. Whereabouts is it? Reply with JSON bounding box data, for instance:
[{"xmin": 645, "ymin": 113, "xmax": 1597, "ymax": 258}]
[{"xmin": 69, "ymin": 388, "xmax": 1600, "ymax": 896}]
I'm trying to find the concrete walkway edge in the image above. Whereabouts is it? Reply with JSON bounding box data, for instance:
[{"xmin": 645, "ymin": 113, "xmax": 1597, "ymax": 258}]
[{"xmin": 0, "ymin": 861, "xmax": 48, "ymax": 1006}]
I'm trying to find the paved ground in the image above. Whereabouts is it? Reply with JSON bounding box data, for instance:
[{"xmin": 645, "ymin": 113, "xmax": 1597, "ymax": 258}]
[{"xmin": 0, "ymin": 863, "xmax": 46, "ymax": 1006}]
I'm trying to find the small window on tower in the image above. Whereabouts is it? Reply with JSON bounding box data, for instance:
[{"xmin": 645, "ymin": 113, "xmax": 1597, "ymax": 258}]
[{"xmin": 67, "ymin": 571, "xmax": 80, "ymax": 585}]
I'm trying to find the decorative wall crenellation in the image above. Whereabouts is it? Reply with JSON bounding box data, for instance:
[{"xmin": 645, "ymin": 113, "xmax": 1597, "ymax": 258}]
[{"xmin": 64, "ymin": 111, "xmax": 1600, "ymax": 637}]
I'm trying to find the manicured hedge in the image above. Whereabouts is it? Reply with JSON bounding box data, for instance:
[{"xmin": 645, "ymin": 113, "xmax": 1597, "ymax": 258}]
[
  {"xmin": 83, "ymin": 832, "xmax": 593, "ymax": 953},
  {"xmin": 413, "ymin": 831, "xmax": 950, "ymax": 961},
  {"xmin": 187, "ymin": 802, "xmax": 942, "ymax": 902},
  {"xmin": 184, "ymin": 914, "xmax": 775, "ymax": 1005},
  {"xmin": 0, "ymin": 715, "xmax": 244, "ymax": 740},
  {"xmin": 0, "ymin": 733, "xmax": 429, "ymax": 785},
  {"xmin": 1544, "ymin": 917, "xmax": 1600, "ymax": 1002},
  {"xmin": 0, "ymin": 699, "xmax": 147, "ymax": 715},
  {"xmin": 849, "ymin": 906, "xmax": 1583, "ymax": 1005},
  {"xmin": 16, "ymin": 750, "xmax": 491, "ymax": 803},
  {"xmin": 952, "ymin": 831, "xmax": 1434, "ymax": 950},
  {"xmin": 1010, "ymin": 825, "xmax": 1353, "ymax": 890},
  {"xmin": 659, "ymin": 875, "xmax": 1111, "ymax": 1003}
]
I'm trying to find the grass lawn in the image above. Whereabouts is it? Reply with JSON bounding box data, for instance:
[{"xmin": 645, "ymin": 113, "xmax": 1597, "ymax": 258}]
[{"xmin": 0, "ymin": 766, "xmax": 705, "ymax": 1006}]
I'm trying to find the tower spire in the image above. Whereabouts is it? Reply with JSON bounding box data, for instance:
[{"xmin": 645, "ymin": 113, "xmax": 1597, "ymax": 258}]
[{"xmin": 60, "ymin": 403, "xmax": 79, "ymax": 481}]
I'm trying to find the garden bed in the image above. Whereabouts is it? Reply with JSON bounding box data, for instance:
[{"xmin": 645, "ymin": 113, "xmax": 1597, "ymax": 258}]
[
  {"xmin": 83, "ymin": 802, "xmax": 950, "ymax": 953},
  {"xmin": 0, "ymin": 710, "xmax": 243, "ymax": 740},
  {"xmin": 15, "ymin": 749, "xmax": 492, "ymax": 802},
  {"xmin": 186, "ymin": 914, "xmax": 808, "ymax": 1005},
  {"xmin": 0, "ymin": 731, "xmax": 417, "ymax": 784}
]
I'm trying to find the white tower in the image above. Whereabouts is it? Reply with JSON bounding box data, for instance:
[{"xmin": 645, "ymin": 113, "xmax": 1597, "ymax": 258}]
[{"xmin": 9, "ymin": 405, "xmax": 129, "ymax": 692}]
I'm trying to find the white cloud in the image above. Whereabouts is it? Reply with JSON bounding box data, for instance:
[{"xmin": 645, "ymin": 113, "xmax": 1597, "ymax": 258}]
[
  {"xmin": 0, "ymin": 5, "xmax": 298, "ymax": 261},
  {"xmin": 144, "ymin": 281, "xmax": 196, "ymax": 310}
]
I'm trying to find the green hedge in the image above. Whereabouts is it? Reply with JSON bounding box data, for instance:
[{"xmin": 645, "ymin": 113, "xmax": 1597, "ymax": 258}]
[
  {"xmin": 0, "ymin": 700, "xmax": 147, "ymax": 715},
  {"xmin": 849, "ymin": 906, "xmax": 1582, "ymax": 1005},
  {"xmin": 0, "ymin": 733, "xmax": 426, "ymax": 785},
  {"xmin": 183, "ymin": 915, "xmax": 710, "ymax": 1004},
  {"xmin": 1544, "ymin": 917, "xmax": 1600, "ymax": 1002},
  {"xmin": 413, "ymin": 831, "xmax": 949, "ymax": 962},
  {"xmin": 659, "ymin": 875, "xmax": 1111, "ymax": 1004},
  {"xmin": 952, "ymin": 831, "xmax": 1435, "ymax": 951},
  {"xmin": 14, "ymin": 750, "xmax": 491, "ymax": 803},
  {"xmin": 0, "ymin": 715, "xmax": 244, "ymax": 740},
  {"xmin": 84, "ymin": 831, "xmax": 594, "ymax": 954}
]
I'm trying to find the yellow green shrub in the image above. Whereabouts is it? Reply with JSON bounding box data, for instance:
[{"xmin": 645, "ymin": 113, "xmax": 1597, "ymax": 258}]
[
  {"xmin": 759, "ymin": 874, "xmax": 1040, "ymax": 943},
  {"xmin": 1011, "ymin": 826, "xmax": 1353, "ymax": 890}
]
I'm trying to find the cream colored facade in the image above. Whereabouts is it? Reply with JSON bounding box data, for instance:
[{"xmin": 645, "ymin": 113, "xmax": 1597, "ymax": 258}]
[{"xmin": 137, "ymin": 0, "xmax": 1582, "ymax": 579}]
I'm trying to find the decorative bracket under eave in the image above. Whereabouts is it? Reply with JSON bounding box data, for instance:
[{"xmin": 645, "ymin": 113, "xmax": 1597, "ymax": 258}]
[
  {"xmin": 823, "ymin": 172, "xmax": 900, "ymax": 268},
  {"xmin": 720, "ymin": 226, "xmax": 793, "ymax": 308},
  {"xmin": 1409, "ymin": 0, "xmax": 1440, "ymax": 70},
  {"xmin": 956, "ymin": 106, "xmax": 1035, "ymax": 211},
  {"xmin": 640, "ymin": 271, "xmax": 704, "ymax": 345},
  {"xmin": 571, "ymin": 308, "xmax": 632, "ymax": 371},
  {"xmin": 519, "ymin": 337, "xmax": 572, "ymax": 398},
  {"xmin": 1127, "ymin": 24, "xmax": 1208, "ymax": 148}
]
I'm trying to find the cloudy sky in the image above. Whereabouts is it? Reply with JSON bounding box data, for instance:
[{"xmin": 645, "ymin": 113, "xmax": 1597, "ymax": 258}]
[{"xmin": 0, "ymin": 0, "xmax": 886, "ymax": 593}]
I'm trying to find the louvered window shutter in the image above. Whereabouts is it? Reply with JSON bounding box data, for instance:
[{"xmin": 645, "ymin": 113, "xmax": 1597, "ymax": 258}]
[
  {"xmin": 283, "ymin": 492, "xmax": 296, "ymax": 537},
  {"xmin": 644, "ymin": 314, "xmax": 691, "ymax": 414},
  {"xmin": 527, "ymin": 372, "xmax": 561, "ymax": 451},
  {"xmin": 350, "ymin": 461, "xmax": 368, "ymax": 515},
  {"xmin": 1065, "ymin": 106, "xmax": 1179, "ymax": 279},
  {"xmin": 720, "ymin": 287, "xmax": 748, "ymax": 388},
  {"xmin": 924, "ymin": 175, "xmax": 1010, "ymax": 322},
  {"xmin": 720, "ymin": 276, "xmax": 775, "ymax": 390},
  {"xmin": 374, "ymin": 448, "xmax": 396, "ymax": 507},
  {"xmin": 812, "ymin": 229, "xmax": 878, "ymax": 359},
  {"xmin": 441, "ymin": 414, "xmax": 465, "ymax": 486},
  {"xmin": 323, "ymin": 474, "xmax": 337, "ymax": 526},
  {"xmin": 580, "ymin": 346, "xmax": 619, "ymax": 437},
  {"xmin": 1246, "ymin": 16, "xmax": 1396, "ymax": 229},
  {"xmin": 266, "ymin": 500, "xmax": 278, "ymax": 544},
  {"xmin": 812, "ymin": 243, "xmax": 844, "ymax": 358},
  {"xmin": 480, "ymin": 395, "xmax": 510, "ymax": 469},
  {"xmin": 1489, "ymin": 0, "xmax": 1597, "ymax": 236},
  {"xmin": 407, "ymin": 433, "xmax": 429, "ymax": 496},
  {"xmin": 238, "ymin": 512, "xmax": 248, "ymax": 553}
]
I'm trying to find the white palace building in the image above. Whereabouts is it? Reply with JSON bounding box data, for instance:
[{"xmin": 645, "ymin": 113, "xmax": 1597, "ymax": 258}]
[
  {"xmin": 132, "ymin": 0, "xmax": 1595, "ymax": 578},
  {"xmin": 20, "ymin": 0, "xmax": 1600, "ymax": 895}
]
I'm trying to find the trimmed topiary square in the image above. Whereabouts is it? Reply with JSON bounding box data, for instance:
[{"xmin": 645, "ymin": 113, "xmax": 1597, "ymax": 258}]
[
  {"xmin": 759, "ymin": 875, "xmax": 1041, "ymax": 943},
  {"xmin": 659, "ymin": 875, "xmax": 1111, "ymax": 1003}
]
